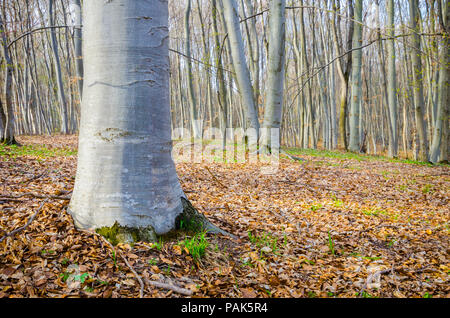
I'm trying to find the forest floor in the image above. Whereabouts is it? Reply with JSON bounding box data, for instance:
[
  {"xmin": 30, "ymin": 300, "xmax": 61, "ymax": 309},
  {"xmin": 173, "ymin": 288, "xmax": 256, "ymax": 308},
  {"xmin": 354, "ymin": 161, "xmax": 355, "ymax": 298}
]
[{"xmin": 0, "ymin": 135, "xmax": 449, "ymax": 298}]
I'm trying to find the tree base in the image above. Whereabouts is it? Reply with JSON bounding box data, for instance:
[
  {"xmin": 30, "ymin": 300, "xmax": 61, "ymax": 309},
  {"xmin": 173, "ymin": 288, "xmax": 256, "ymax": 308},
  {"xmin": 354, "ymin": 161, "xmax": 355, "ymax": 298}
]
[
  {"xmin": 95, "ymin": 222, "xmax": 157, "ymax": 245},
  {"xmin": 1, "ymin": 137, "xmax": 20, "ymax": 146},
  {"xmin": 95, "ymin": 197, "xmax": 235, "ymax": 245}
]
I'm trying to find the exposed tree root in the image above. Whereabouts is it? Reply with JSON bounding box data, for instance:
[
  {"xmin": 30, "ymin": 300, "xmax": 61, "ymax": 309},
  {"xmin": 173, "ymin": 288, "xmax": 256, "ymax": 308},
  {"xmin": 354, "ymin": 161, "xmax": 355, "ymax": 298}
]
[{"xmin": 177, "ymin": 197, "xmax": 237, "ymax": 239}]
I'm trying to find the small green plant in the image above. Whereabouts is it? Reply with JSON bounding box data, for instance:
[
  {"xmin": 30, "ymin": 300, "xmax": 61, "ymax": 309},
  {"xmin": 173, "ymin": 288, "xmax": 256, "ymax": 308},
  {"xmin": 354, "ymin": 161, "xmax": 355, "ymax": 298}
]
[
  {"xmin": 111, "ymin": 250, "xmax": 117, "ymax": 267},
  {"xmin": 151, "ymin": 237, "xmax": 164, "ymax": 250},
  {"xmin": 423, "ymin": 292, "xmax": 432, "ymax": 298},
  {"xmin": 74, "ymin": 273, "xmax": 90, "ymax": 284},
  {"xmin": 59, "ymin": 271, "xmax": 70, "ymax": 282},
  {"xmin": 302, "ymin": 258, "xmax": 315, "ymax": 265},
  {"xmin": 307, "ymin": 291, "xmax": 317, "ymax": 298},
  {"xmin": 96, "ymin": 279, "xmax": 109, "ymax": 286},
  {"xmin": 240, "ymin": 257, "xmax": 254, "ymax": 268},
  {"xmin": 387, "ymin": 239, "xmax": 396, "ymax": 248},
  {"xmin": 328, "ymin": 231, "xmax": 335, "ymax": 255},
  {"xmin": 310, "ymin": 203, "xmax": 323, "ymax": 212},
  {"xmin": 247, "ymin": 231, "xmax": 280, "ymax": 254},
  {"xmin": 357, "ymin": 291, "xmax": 378, "ymax": 298},
  {"xmin": 421, "ymin": 184, "xmax": 434, "ymax": 194},
  {"xmin": 362, "ymin": 256, "xmax": 382, "ymax": 261},
  {"xmin": 165, "ymin": 264, "xmax": 171, "ymax": 275},
  {"xmin": 362, "ymin": 207, "xmax": 387, "ymax": 217},
  {"xmin": 41, "ymin": 249, "xmax": 56, "ymax": 256},
  {"xmin": 181, "ymin": 231, "xmax": 209, "ymax": 262},
  {"xmin": 148, "ymin": 258, "xmax": 158, "ymax": 266}
]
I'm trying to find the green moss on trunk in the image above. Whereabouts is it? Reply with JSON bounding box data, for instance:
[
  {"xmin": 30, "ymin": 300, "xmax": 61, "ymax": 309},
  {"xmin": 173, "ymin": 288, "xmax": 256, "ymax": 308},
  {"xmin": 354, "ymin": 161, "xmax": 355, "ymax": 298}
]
[
  {"xmin": 96, "ymin": 222, "xmax": 157, "ymax": 245},
  {"xmin": 95, "ymin": 198, "xmax": 234, "ymax": 245}
]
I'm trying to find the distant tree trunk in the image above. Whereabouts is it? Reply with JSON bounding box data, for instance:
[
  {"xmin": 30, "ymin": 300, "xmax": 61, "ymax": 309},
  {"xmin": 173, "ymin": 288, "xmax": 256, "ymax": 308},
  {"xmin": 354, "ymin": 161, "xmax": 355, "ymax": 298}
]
[
  {"xmin": 409, "ymin": 0, "xmax": 429, "ymax": 162},
  {"xmin": 243, "ymin": 0, "xmax": 260, "ymax": 113},
  {"xmin": 261, "ymin": 0, "xmax": 286, "ymax": 151},
  {"xmin": 348, "ymin": 0, "xmax": 362, "ymax": 152},
  {"xmin": 212, "ymin": 0, "xmax": 228, "ymax": 150},
  {"xmin": 331, "ymin": 0, "xmax": 353, "ymax": 150},
  {"xmin": 430, "ymin": 0, "xmax": 449, "ymax": 163},
  {"xmin": 222, "ymin": 0, "xmax": 259, "ymax": 137},
  {"xmin": 184, "ymin": 0, "xmax": 201, "ymax": 138},
  {"xmin": 0, "ymin": 13, "xmax": 17, "ymax": 145},
  {"xmin": 49, "ymin": 0, "xmax": 69, "ymax": 134},
  {"xmin": 386, "ymin": 0, "xmax": 398, "ymax": 158},
  {"xmin": 69, "ymin": 0, "xmax": 83, "ymax": 100}
]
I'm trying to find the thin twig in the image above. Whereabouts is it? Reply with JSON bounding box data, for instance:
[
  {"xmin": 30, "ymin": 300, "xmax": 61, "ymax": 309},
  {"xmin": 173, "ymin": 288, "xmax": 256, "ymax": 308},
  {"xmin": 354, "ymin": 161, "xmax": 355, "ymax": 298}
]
[
  {"xmin": 145, "ymin": 279, "xmax": 193, "ymax": 296},
  {"xmin": 204, "ymin": 166, "xmax": 228, "ymax": 189},
  {"xmin": 78, "ymin": 229, "xmax": 144, "ymax": 298},
  {"xmin": 0, "ymin": 191, "xmax": 72, "ymax": 201},
  {"xmin": 121, "ymin": 253, "xmax": 145, "ymax": 298}
]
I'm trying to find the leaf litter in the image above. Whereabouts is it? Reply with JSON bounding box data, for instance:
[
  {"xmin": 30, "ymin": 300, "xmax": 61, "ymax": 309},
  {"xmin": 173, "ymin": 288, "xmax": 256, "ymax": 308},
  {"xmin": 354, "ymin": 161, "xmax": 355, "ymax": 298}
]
[{"xmin": 0, "ymin": 135, "xmax": 448, "ymax": 298}]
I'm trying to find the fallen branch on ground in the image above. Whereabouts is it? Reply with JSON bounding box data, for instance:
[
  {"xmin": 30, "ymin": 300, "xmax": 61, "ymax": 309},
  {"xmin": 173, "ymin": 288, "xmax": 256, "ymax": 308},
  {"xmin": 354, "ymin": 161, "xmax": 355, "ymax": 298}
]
[
  {"xmin": 145, "ymin": 278, "xmax": 193, "ymax": 296},
  {"xmin": 0, "ymin": 199, "xmax": 48, "ymax": 243},
  {"xmin": 0, "ymin": 191, "xmax": 72, "ymax": 201}
]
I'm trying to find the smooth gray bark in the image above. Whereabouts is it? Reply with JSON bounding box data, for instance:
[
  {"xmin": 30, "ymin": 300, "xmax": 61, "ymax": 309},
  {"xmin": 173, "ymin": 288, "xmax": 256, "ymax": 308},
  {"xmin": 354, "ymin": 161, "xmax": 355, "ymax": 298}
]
[
  {"xmin": 222, "ymin": 0, "xmax": 259, "ymax": 135},
  {"xmin": 212, "ymin": 0, "xmax": 228, "ymax": 150},
  {"xmin": 430, "ymin": 0, "xmax": 449, "ymax": 163},
  {"xmin": 386, "ymin": 0, "xmax": 398, "ymax": 158},
  {"xmin": 0, "ymin": 13, "xmax": 16, "ymax": 144},
  {"xmin": 184, "ymin": 0, "xmax": 201, "ymax": 138},
  {"xmin": 69, "ymin": 0, "xmax": 184, "ymax": 235},
  {"xmin": 348, "ymin": 0, "xmax": 362, "ymax": 152},
  {"xmin": 48, "ymin": 0, "xmax": 69, "ymax": 134},
  {"xmin": 409, "ymin": 0, "xmax": 429, "ymax": 162},
  {"xmin": 261, "ymin": 0, "xmax": 286, "ymax": 151},
  {"xmin": 69, "ymin": 0, "xmax": 83, "ymax": 100}
]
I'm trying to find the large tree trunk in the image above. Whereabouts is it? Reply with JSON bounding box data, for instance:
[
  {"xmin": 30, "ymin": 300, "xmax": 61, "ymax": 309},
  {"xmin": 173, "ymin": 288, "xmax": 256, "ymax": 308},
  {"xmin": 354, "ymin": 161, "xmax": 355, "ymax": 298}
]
[
  {"xmin": 68, "ymin": 0, "xmax": 185, "ymax": 236},
  {"xmin": 261, "ymin": 0, "xmax": 286, "ymax": 151}
]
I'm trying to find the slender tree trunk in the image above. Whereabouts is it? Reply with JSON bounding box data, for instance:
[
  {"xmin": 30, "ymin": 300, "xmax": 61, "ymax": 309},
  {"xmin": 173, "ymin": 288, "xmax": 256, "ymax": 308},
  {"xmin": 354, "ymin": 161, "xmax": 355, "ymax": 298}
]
[
  {"xmin": 430, "ymin": 0, "xmax": 449, "ymax": 163},
  {"xmin": 70, "ymin": 0, "xmax": 83, "ymax": 101},
  {"xmin": 348, "ymin": 0, "xmax": 362, "ymax": 152},
  {"xmin": 386, "ymin": 0, "xmax": 398, "ymax": 158},
  {"xmin": 409, "ymin": 0, "xmax": 429, "ymax": 162},
  {"xmin": 222, "ymin": 0, "xmax": 259, "ymax": 137},
  {"xmin": 184, "ymin": 0, "xmax": 201, "ymax": 138},
  {"xmin": 49, "ymin": 0, "xmax": 68, "ymax": 134},
  {"xmin": 0, "ymin": 13, "xmax": 17, "ymax": 145},
  {"xmin": 331, "ymin": 0, "xmax": 353, "ymax": 150},
  {"xmin": 212, "ymin": 0, "xmax": 228, "ymax": 150},
  {"xmin": 261, "ymin": 0, "xmax": 286, "ymax": 151}
]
